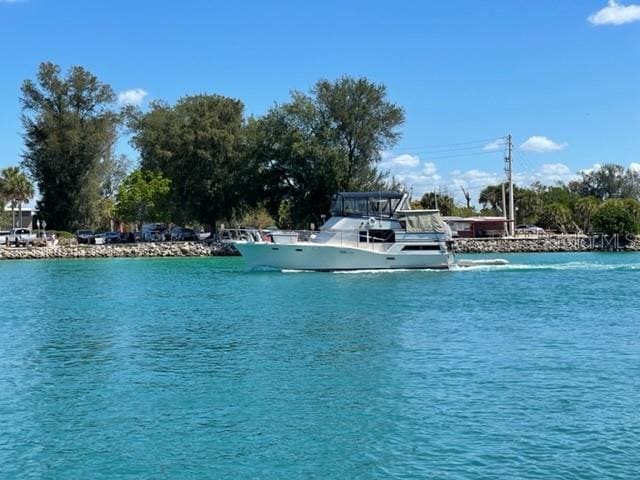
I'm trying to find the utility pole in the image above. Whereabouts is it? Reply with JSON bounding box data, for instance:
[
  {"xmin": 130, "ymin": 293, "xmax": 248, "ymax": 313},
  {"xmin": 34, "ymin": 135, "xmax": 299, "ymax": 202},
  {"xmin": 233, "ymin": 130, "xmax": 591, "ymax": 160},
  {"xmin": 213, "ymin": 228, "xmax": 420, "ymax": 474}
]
[
  {"xmin": 504, "ymin": 134, "xmax": 515, "ymax": 236},
  {"xmin": 501, "ymin": 182, "xmax": 507, "ymax": 236}
]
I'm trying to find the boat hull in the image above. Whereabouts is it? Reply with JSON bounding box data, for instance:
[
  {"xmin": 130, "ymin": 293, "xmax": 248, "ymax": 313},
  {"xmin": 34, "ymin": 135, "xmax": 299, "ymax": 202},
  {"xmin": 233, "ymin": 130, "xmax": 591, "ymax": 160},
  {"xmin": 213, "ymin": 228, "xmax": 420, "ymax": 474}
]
[{"xmin": 234, "ymin": 242, "xmax": 453, "ymax": 271}]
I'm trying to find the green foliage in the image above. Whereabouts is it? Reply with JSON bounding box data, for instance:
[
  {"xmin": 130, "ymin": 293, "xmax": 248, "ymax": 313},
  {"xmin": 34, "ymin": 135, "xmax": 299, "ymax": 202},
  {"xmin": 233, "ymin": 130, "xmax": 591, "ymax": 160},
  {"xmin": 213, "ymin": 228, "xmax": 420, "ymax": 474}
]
[
  {"xmin": 277, "ymin": 199, "xmax": 293, "ymax": 229},
  {"xmin": 234, "ymin": 206, "xmax": 276, "ymax": 229},
  {"xmin": 313, "ymin": 77, "xmax": 405, "ymax": 190},
  {"xmin": 0, "ymin": 166, "xmax": 34, "ymax": 228},
  {"xmin": 115, "ymin": 170, "xmax": 172, "ymax": 223},
  {"xmin": 537, "ymin": 202, "xmax": 572, "ymax": 233},
  {"xmin": 419, "ymin": 192, "xmax": 455, "ymax": 216},
  {"xmin": 515, "ymin": 186, "xmax": 543, "ymax": 224},
  {"xmin": 623, "ymin": 198, "xmax": 640, "ymax": 231},
  {"xmin": 50, "ymin": 230, "xmax": 74, "ymax": 239},
  {"xmin": 572, "ymin": 196, "xmax": 600, "ymax": 233},
  {"xmin": 592, "ymin": 199, "xmax": 639, "ymax": 235},
  {"xmin": 247, "ymin": 76, "xmax": 405, "ymax": 227},
  {"xmin": 569, "ymin": 164, "xmax": 640, "ymax": 200},
  {"xmin": 451, "ymin": 206, "xmax": 478, "ymax": 217},
  {"xmin": 129, "ymin": 95, "xmax": 245, "ymax": 231},
  {"xmin": 478, "ymin": 184, "xmax": 504, "ymax": 214},
  {"xmin": 21, "ymin": 62, "xmax": 120, "ymax": 230}
]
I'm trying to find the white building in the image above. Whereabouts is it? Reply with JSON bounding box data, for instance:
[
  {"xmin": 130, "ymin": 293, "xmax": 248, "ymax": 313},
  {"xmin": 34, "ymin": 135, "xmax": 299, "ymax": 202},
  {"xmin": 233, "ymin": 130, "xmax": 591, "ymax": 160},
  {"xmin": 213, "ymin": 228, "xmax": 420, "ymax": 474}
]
[{"xmin": 2, "ymin": 203, "xmax": 35, "ymax": 230}]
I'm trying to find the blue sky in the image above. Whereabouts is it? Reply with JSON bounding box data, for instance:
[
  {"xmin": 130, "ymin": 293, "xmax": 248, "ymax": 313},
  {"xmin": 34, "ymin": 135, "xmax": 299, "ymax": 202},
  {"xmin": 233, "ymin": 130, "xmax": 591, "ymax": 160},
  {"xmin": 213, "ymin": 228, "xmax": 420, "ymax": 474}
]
[{"xmin": 1, "ymin": 0, "xmax": 639, "ymax": 202}]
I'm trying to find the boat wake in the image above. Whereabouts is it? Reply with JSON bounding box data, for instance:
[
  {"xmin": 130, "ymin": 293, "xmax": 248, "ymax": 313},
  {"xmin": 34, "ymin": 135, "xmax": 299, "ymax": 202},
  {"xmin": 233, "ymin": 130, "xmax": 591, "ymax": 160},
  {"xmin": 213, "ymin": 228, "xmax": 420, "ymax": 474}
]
[
  {"xmin": 450, "ymin": 261, "xmax": 640, "ymax": 273},
  {"xmin": 280, "ymin": 261, "xmax": 640, "ymax": 274}
]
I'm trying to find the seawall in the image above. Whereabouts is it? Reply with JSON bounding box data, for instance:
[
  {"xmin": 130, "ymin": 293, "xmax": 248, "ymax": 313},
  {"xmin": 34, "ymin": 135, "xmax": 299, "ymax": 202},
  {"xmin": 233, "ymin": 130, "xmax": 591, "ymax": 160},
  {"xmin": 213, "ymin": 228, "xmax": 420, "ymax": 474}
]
[
  {"xmin": 454, "ymin": 235, "xmax": 640, "ymax": 253},
  {"xmin": 2, "ymin": 236, "xmax": 640, "ymax": 261},
  {"xmin": 0, "ymin": 242, "xmax": 238, "ymax": 260}
]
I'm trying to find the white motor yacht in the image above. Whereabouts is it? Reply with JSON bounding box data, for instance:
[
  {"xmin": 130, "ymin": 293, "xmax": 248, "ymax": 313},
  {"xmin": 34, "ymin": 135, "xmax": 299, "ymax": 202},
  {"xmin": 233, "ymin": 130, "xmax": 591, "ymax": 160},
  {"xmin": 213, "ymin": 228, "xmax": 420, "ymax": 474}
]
[{"xmin": 233, "ymin": 191, "xmax": 454, "ymax": 271}]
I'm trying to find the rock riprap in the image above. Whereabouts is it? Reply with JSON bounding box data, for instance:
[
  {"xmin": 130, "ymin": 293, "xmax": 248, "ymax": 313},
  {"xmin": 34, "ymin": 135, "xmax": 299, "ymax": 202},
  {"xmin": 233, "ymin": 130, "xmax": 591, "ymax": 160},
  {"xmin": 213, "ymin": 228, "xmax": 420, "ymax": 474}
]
[
  {"xmin": 453, "ymin": 235, "xmax": 640, "ymax": 253},
  {"xmin": 0, "ymin": 242, "xmax": 239, "ymax": 260},
  {"xmin": 2, "ymin": 236, "xmax": 639, "ymax": 261}
]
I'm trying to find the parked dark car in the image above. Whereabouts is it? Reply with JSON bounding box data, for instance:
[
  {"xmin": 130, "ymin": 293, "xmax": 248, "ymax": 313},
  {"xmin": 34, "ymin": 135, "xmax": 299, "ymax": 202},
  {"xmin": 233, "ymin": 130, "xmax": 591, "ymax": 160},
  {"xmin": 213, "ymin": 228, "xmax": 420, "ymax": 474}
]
[
  {"xmin": 170, "ymin": 226, "xmax": 198, "ymax": 241},
  {"xmin": 141, "ymin": 223, "xmax": 166, "ymax": 242},
  {"xmin": 105, "ymin": 231, "xmax": 121, "ymax": 244},
  {"xmin": 76, "ymin": 229, "xmax": 95, "ymax": 244}
]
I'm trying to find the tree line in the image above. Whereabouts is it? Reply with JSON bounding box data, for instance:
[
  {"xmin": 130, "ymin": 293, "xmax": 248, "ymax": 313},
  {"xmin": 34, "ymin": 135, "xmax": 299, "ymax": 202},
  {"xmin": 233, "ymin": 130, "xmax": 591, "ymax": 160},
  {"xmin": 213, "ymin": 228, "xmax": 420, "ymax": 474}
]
[
  {"xmin": 4, "ymin": 62, "xmax": 640, "ymax": 236},
  {"xmin": 12, "ymin": 62, "xmax": 404, "ymax": 233},
  {"xmin": 418, "ymin": 164, "xmax": 640, "ymax": 235}
]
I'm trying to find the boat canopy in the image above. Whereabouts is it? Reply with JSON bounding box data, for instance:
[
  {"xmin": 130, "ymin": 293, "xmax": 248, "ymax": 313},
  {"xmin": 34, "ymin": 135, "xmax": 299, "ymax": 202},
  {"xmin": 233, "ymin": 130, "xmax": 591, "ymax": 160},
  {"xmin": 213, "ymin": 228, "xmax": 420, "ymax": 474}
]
[
  {"xmin": 330, "ymin": 192, "xmax": 407, "ymax": 218},
  {"xmin": 397, "ymin": 210, "xmax": 447, "ymax": 233}
]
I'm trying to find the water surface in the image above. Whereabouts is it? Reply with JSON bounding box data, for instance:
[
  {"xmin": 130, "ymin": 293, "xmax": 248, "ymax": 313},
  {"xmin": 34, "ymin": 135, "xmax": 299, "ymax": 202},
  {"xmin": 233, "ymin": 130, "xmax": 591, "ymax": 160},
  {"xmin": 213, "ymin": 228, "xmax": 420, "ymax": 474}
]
[{"xmin": 1, "ymin": 253, "xmax": 639, "ymax": 478}]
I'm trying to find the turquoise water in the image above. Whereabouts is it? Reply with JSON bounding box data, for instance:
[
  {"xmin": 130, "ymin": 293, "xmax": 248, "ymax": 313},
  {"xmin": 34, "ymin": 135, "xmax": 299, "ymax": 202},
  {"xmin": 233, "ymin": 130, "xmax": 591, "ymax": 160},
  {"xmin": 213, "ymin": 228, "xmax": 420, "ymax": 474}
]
[{"xmin": 1, "ymin": 253, "xmax": 639, "ymax": 479}]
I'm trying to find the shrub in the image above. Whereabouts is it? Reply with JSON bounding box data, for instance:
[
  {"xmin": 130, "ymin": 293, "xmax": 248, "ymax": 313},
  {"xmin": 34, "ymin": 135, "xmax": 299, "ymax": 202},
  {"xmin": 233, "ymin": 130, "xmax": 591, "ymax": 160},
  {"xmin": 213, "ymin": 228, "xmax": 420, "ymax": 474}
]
[
  {"xmin": 50, "ymin": 230, "xmax": 74, "ymax": 239},
  {"xmin": 592, "ymin": 199, "xmax": 639, "ymax": 236}
]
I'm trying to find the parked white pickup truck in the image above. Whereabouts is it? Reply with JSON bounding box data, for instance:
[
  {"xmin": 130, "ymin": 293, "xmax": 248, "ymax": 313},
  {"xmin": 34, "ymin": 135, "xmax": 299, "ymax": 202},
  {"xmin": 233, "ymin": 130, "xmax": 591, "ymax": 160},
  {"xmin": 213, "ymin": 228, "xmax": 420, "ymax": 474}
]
[{"xmin": 6, "ymin": 228, "xmax": 37, "ymax": 246}]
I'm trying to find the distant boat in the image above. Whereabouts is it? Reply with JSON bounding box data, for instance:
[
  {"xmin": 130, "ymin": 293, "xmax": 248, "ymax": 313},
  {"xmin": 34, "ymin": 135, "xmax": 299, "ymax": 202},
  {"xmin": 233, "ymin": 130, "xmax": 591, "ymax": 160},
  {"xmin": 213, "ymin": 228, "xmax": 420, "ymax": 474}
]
[{"xmin": 233, "ymin": 191, "xmax": 454, "ymax": 271}]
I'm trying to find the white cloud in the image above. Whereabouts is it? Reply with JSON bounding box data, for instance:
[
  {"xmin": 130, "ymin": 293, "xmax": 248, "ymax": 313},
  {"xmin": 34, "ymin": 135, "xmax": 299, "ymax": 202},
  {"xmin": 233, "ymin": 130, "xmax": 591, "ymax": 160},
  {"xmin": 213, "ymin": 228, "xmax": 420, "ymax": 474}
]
[
  {"xmin": 483, "ymin": 139, "xmax": 505, "ymax": 151},
  {"xmin": 423, "ymin": 162, "xmax": 437, "ymax": 176},
  {"xmin": 117, "ymin": 88, "xmax": 148, "ymax": 107},
  {"xmin": 391, "ymin": 161, "xmax": 442, "ymax": 196},
  {"xmin": 629, "ymin": 162, "xmax": 640, "ymax": 172},
  {"xmin": 390, "ymin": 153, "xmax": 420, "ymax": 167},
  {"xmin": 520, "ymin": 136, "xmax": 568, "ymax": 153},
  {"xmin": 450, "ymin": 169, "xmax": 502, "ymax": 193},
  {"xmin": 588, "ymin": 1, "xmax": 640, "ymax": 25},
  {"xmin": 578, "ymin": 163, "xmax": 602, "ymax": 175},
  {"xmin": 517, "ymin": 163, "xmax": 578, "ymax": 185}
]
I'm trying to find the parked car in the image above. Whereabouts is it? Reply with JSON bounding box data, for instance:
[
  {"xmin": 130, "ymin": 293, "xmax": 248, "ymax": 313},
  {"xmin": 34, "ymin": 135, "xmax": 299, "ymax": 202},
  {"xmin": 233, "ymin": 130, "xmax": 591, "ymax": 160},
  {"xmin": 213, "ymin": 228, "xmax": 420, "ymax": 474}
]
[
  {"xmin": 105, "ymin": 231, "xmax": 121, "ymax": 244},
  {"xmin": 0, "ymin": 230, "xmax": 10, "ymax": 245},
  {"xmin": 6, "ymin": 228, "xmax": 37, "ymax": 246},
  {"xmin": 140, "ymin": 223, "xmax": 166, "ymax": 242},
  {"xmin": 76, "ymin": 229, "xmax": 95, "ymax": 244},
  {"xmin": 515, "ymin": 224, "xmax": 545, "ymax": 234},
  {"xmin": 170, "ymin": 226, "xmax": 198, "ymax": 241},
  {"xmin": 94, "ymin": 232, "xmax": 106, "ymax": 245}
]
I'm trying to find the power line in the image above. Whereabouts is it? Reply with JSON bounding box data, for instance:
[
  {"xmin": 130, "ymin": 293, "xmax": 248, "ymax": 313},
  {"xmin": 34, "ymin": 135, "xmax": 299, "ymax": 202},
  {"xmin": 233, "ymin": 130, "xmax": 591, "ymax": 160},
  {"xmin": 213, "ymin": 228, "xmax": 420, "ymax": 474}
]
[
  {"xmin": 411, "ymin": 150, "xmax": 504, "ymax": 161},
  {"xmin": 393, "ymin": 136, "xmax": 506, "ymax": 151},
  {"xmin": 394, "ymin": 143, "xmax": 505, "ymax": 155}
]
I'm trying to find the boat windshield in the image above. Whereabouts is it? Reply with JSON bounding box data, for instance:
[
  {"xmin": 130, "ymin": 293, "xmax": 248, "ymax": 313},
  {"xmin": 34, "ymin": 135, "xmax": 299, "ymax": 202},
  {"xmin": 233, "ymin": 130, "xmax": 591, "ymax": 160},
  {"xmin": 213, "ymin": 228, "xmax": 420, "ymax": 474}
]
[{"xmin": 330, "ymin": 192, "xmax": 405, "ymax": 218}]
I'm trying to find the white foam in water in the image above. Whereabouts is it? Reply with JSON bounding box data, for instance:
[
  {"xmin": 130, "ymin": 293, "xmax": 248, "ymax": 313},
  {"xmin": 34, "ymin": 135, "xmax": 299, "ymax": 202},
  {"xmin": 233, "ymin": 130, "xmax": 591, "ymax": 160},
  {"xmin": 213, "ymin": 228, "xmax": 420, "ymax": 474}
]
[
  {"xmin": 333, "ymin": 268, "xmax": 448, "ymax": 275},
  {"xmin": 280, "ymin": 260, "xmax": 640, "ymax": 274},
  {"xmin": 450, "ymin": 261, "xmax": 640, "ymax": 272}
]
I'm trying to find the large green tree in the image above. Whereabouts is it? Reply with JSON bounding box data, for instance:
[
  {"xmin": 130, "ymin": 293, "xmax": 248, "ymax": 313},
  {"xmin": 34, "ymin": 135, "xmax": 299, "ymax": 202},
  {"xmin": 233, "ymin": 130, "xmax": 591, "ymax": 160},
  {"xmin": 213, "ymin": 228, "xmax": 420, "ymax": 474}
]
[
  {"xmin": 129, "ymin": 95, "xmax": 245, "ymax": 231},
  {"xmin": 247, "ymin": 76, "xmax": 405, "ymax": 227},
  {"xmin": 21, "ymin": 62, "xmax": 120, "ymax": 230},
  {"xmin": 115, "ymin": 169, "xmax": 172, "ymax": 224},
  {"xmin": 572, "ymin": 196, "xmax": 600, "ymax": 233},
  {"xmin": 313, "ymin": 77, "xmax": 405, "ymax": 190},
  {"xmin": 0, "ymin": 167, "xmax": 34, "ymax": 228},
  {"xmin": 569, "ymin": 164, "xmax": 640, "ymax": 200},
  {"xmin": 478, "ymin": 184, "xmax": 505, "ymax": 214},
  {"xmin": 592, "ymin": 199, "xmax": 639, "ymax": 236},
  {"xmin": 245, "ymin": 97, "xmax": 344, "ymax": 227},
  {"xmin": 537, "ymin": 202, "xmax": 572, "ymax": 233}
]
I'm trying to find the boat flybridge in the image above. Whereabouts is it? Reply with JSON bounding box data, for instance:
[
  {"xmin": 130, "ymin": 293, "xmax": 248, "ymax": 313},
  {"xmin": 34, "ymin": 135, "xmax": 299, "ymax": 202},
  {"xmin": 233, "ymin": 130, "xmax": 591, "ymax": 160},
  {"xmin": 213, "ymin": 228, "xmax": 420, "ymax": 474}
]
[{"xmin": 232, "ymin": 191, "xmax": 454, "ymax": 271}]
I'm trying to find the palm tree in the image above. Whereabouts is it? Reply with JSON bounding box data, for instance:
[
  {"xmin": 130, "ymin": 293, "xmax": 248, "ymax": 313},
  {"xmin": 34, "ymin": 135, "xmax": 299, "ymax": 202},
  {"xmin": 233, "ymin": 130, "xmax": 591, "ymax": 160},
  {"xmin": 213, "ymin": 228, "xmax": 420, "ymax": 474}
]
[
  {"xmin": 0, "ymin": 167, "xmax": 34, "ymax": 228},
  {"xmin": 420, "ymin": 191, "xmax": 455, "ymax": 216},
  {"xmin": 479, "ymin": 184, "xmax": 505, "ymax": 214}
]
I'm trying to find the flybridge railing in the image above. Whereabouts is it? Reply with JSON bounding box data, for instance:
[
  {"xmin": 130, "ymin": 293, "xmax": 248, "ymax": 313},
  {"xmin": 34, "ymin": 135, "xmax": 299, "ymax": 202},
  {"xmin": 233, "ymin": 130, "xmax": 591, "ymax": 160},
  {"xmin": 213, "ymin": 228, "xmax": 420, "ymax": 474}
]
[{"xmin": 217, "ymin": 228, "xmax": 324, "ymax": 244}]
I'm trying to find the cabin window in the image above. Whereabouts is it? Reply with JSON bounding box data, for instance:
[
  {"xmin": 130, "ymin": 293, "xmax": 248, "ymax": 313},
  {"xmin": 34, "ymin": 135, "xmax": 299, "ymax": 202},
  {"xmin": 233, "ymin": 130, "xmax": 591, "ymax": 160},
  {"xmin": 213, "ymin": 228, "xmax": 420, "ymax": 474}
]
[
  {"xmin": 359, "ymin": 230, "xmax": 395, "ymax": 243},
  {"xmin": 401, "ymin": 244, "xmax": 441, "ymax": 251},
  {"xmin": 330, "ymin": 193, "xmax": 405, "ymax": 218}
]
